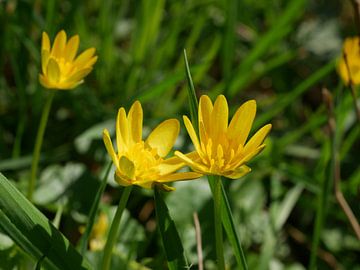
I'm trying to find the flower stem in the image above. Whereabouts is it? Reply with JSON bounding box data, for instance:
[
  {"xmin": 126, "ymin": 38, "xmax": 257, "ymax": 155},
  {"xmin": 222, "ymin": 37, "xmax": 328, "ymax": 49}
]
[
  {"xmin": 101, "ymin": 186, "xmax": 133, "ymax": 270},
  {"xmin": 213, "ymin": 176, "xmax": 225, "ymax": 270},
  {"xmin": 27, "ymin": 90, "xmax": 55, "ymax": 201}
]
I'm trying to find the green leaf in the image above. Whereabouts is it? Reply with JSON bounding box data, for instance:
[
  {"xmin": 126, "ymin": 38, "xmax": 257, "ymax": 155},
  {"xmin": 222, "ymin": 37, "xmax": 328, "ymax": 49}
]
[
  {"xmin": 154, "ymin": 186, "xmax": 188, "ymax": 270},
  {"xmin": 0, "ymin": 173, "xmax": 92, "ymax": 270},
  {"xmin": 183, "ymin": 49, "xmax": 199, "ymax": 133}
]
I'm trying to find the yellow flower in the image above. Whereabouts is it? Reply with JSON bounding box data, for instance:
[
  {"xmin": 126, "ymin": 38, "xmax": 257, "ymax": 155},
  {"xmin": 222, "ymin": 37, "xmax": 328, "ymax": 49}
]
[
  {"xmin": 39, "ymin": 30, "xmax": 97, "ymax": 90},
  {"xmin": 175, "ymin": 95, "xmax": 271, "ymax": 179},
  {"xmin": 338, "ymin": 37, "xmax": 360, "ymax": 85},
  {"xmin": 103, "ymin": 101, "xmax": 202, "ymax": 190}
]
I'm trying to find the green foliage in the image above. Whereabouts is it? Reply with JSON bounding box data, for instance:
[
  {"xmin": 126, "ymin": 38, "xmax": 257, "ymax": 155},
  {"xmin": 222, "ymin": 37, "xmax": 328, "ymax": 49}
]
[{"xmin": 0, "ymin": 0, "xmax": 359, "ymax": 269}]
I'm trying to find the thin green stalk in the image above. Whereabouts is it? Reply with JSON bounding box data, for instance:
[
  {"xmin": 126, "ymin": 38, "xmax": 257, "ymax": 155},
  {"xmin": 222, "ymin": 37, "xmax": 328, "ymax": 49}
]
[
  {"xmin": 80, "ymin": 162, "xmax": 112, "ymax": 254},
  {"xmin": 212, "ymin": 175, "xmax": 225, "ymax": 270},
  {"xmin": 28, "ymin": 90, "xmax": 55, "ymax": 201},
  {"xmin": 101, "ymin": 186, "xmax": 133, "ymax": 270}
]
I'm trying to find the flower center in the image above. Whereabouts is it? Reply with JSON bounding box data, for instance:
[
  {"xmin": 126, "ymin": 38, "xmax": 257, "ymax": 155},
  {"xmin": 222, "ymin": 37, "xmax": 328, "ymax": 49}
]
[{"xmin": 122, "ymin": 142, "xmax": 162, "ymax": 180}]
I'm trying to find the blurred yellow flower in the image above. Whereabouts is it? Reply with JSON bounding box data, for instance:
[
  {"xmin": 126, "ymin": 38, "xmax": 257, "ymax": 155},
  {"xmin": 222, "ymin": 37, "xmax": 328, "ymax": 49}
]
[
  {"xmin": 89, "ymin": 213, "xmax": 108, "ymax": 251},
  {"xmin": 103, "ymin": 101, "xmax": 202, "ymax": 190},
  {"xmin": 175, "ymin": 95, "xmax": 271, "ymax": 179},
  {"xmin": 338, "ymin": 37, "xmax": 360, "ymax": 85},
  {"xmin": 39, "ymin": 30, "xmax": 97, "ymax": 90}
]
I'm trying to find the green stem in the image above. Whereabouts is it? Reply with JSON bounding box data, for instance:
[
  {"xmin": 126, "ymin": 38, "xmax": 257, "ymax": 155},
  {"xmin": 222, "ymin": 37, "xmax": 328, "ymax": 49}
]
[
  {"xmin": 80, "ymin": 162, "xmax": 112, "ymax": 254},
  {"xmin": 27, "ymin": 90, "xmax": 55, "ymax": 201},
  {"xmin": 101, "ymin": 186, "xmax": 133, "ymax": 270},
  {"xmin": 213, "ymin": 176, "xmax": 225, "ymax": 270}
]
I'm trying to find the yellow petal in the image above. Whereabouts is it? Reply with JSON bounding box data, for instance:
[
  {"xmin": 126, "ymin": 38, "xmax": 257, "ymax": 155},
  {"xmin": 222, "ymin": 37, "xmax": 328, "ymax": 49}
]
[
  {"xmin": 157, "ymin": 171, "xmax": 203, "ymax": 182},
  {"xmin": 65, "ymin": 68, "xmax": 92, "ymax": 84},
  {"xmin": 39, "ymin": 74, "xmax": 52, "ymax": 89},
  {"xmin": 116, "ymin": 108, "xmax": 127, "ymax": 153},
  {"xmin": 74, "ymin": 48, "xmax": 96, "ymax": 68},
  {"xmin": 64, "ymin": 35, "xmax": 79, "ymax": 62},
  {"xmin": 228, "ymin": 100, "xmax": 256, "ymax": 147},
  {"xmin": 47, "ymin": 58, "xmax": 60, "ymax": 84},
  {"xmin": 183, "ymin": 116, "xmax": 201, "ymax": 153},
  {"xmin": 57, "ymin": 81, "xmax": 83, "ymax": 90},
  {"xmin": 51, "ymin": 30, "xmax": 67, "ymax": 58},
  {"xmin": 158, "ymin": 156, "xmax": 185, "ymax": 175},
  {"xmin": 146, "ymin": 119, "xmax": 179, "ymax": 157},
  {"xmin": 127, "ymin": 101, "xmax": 143, "ymax": 144},
  {"xmin": 242, "ymin": 145, "xmax": 266, "ymax": 163},
  {"xmin": 102, "ymin": 129, "xmax": 119, "ymax": 170},
  {"xmin": 119, "ymin": 156, "xmax": 135, "ymax": 180},
  {"xmin": 243, "ymin": 124, "xmax": 271, "ymax": 153},
  {"xmin": 211, "ymin": 95, "xmax": 228, "ymax": 141},
  {"xmin": 174, "ymin": 151, "xmax": 209, "ymax": 173},
  {"xmin": 115, "ymin": 171, "xmax": 132, "ymax": 186},
  {"xmin": 198, "ymin": 95, "xmax": 213, "ymax": 142},
  {"xmin": 225, "ymin": 165, "xmax": 251, "ymax": 179},
  {"xmin": 84, "ymin": 56, "xmax": 98, "ymax": 68},
  {"xmin": 42, "ymin": 32, "xmax": 50, "ymax": 52},
  {"xmin": 117, "ymin": 107, "xmax": 129, "ymax": 146},
  {"xmin": 41, "ymin": 50, "xmax": 50, "ymax": 74}
]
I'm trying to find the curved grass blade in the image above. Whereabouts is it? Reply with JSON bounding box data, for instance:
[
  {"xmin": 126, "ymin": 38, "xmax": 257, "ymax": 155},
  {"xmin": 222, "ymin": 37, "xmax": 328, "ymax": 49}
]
[
  {"xmin": 0, "ymin": 173, "xmax": 91, "ymax": 270},
  {"xmin": 183, "ymin": 49, "xmax": 199, "ymax": 133},
  {"xmin": 154, "ymin": 186, "xmax": 188, "ymax": 270}
]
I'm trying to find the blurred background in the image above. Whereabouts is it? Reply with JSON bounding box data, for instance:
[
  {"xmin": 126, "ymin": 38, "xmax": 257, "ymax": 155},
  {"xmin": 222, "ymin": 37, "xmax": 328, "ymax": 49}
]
[{"xmin": 0, "ymin": 0, "xmax": 359, "ymax": 269}]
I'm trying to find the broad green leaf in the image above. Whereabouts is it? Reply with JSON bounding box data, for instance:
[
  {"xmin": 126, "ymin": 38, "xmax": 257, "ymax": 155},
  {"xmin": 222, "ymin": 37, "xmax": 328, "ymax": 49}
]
[{"xmin": 0, "ymin": 173, "xmax": 91, "ymax": 270}]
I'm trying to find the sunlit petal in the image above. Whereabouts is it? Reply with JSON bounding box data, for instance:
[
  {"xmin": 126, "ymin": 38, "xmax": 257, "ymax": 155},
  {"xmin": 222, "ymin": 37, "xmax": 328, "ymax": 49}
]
[
  {"xmin": 119, "ymin": 156, "xmax": 135, "ymax": 180},
  {"xmin": 47, "ymin": 58, "xmax": 60, "ymax": 84},
  {"xmin": 42, "ymin": 32, "xmax": 50, "ymax": 52},
  {"xmin": 128, "ymin": 101, "xmax": 143, "ymax": 143},
  {"xmin": 51, "ymin": 30, "xmax": 67, "ymax": 58},
  {"xmin": 146, "ymin": 119, "xmax": 179, "ymax": 157},
  {"xmin": 228, "ymin": 100, "xmax": 256, "ymax": 147},
  {"xmin": 183, "ymin": 116, "xmax": 201, "ymax": 153},
  {"xmin": 199, "ymin": 95, "xmax": 213, "ymax": 140},
  {"xmin": 225, "ymin": 165, "xmax": 251, "ymax": 179},
  {"xmin": 211, "ymin": 95, "xmax": 228, "ymax": 141},
  {"xmin": 74, "ymin": 48, "xmax": 96, "ymax": 67},
  {"xmin": 103, "ymin": 129, "xmax": 119, "ymax": 170},
  {"xmin": 64, "ymin": 35, "xmax": 79, "ymax": 62},
  {"xmin": 243, "ymin": 124, "xmax": 272, "ymax": 153}
]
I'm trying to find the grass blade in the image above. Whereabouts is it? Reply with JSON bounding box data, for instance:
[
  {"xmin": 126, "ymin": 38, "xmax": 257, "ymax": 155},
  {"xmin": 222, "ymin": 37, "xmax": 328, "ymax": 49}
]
[
  {"xmin": 254, "ymin": 60, "xmax": 335, "ymax": 130},
  {"xmin": 79, "ymin": 162, "xmax": 112, "ymax": 254},
  {"xmin": 0, "ymin": 173, "xmax": 91, "ymax": 269},
  {"xmin": 208, "ymin": 177, "xmax": 248, "ymax": 270},
  {"xmin": 154, "ymin": 186, "xmax": 188, "ymax": 270},
  {"xmin": 183, "ymin": 49, "xmax": 199, "ymax": 132}
]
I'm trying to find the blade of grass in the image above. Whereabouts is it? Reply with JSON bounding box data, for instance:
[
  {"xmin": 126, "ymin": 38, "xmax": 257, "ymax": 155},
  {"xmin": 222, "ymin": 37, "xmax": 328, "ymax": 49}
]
[
  {"xmin": 79, "ymin": 162, "xmax": 112, "ymax": 255},
  {"xmin": 184, "ymin": 49, "xmax": 199, "ymax": 132},
  {"xmin": 222, "ymin": 0, "xmax": 237, "ymax": 91},
  {"xmin": 254, "ymin": 60, "xmax": 336, "ymax": 130},
  {"xmin": 208, "ymin": 177, "xmax": 248, "ymax": 270},
  {"xmin": 228, "ymin": 0, "xmax": 307, "ymax": 96},
  {"xmin": 154, "ymin": 186, "xmax": 188, "ymax": 270},
  {"xmin": 0, "ymin": 173, "xmax": 91, "ymax": 270}
]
